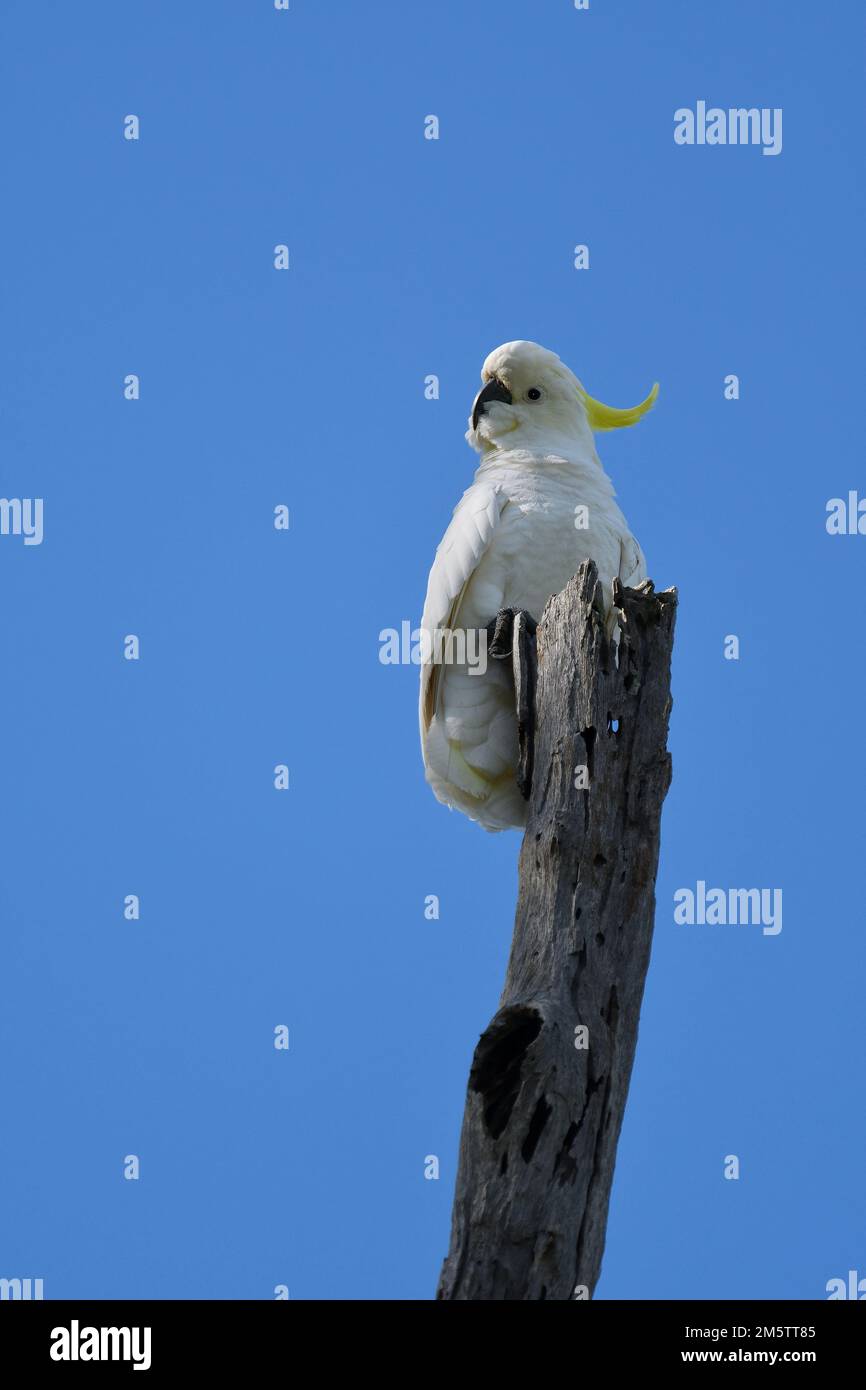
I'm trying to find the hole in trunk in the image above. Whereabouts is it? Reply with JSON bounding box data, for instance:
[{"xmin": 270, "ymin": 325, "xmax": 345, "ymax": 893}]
[{"xmin": 470, "ymin": 1007, "xmax": 543, "ymax": 1140}]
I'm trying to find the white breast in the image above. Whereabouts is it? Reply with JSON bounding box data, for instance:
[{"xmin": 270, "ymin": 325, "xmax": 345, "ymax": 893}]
[{"xmin": 420, "ymin": 448, "xmax": 645, "ymax": 832}]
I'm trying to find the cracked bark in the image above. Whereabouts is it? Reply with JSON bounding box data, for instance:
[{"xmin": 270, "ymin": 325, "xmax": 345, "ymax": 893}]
[{"xmin": 437, "ymin": 560, "xmax": 677, "ymax": 1301}]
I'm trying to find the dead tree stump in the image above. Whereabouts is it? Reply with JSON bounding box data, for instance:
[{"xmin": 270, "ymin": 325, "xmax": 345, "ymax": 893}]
[{"xmin": 437, "ymin": 560, "xmax": 677, "ymax": 1301}]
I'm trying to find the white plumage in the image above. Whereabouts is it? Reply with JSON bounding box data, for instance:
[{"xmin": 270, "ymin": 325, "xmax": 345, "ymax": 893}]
[{"xmin": 419, "ymin": 340, "xmax": 656, "ymax": 832}]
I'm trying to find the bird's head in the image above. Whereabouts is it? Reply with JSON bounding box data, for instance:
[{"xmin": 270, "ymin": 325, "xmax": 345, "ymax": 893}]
[{"xmin": 466, "ymin": 340, "xmax": 658, "ymax": 455}]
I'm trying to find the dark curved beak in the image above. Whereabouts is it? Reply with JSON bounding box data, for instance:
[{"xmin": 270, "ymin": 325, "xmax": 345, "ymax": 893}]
[{"xmin": 472, "ymin": 377, "xmax": 513, "ymax": 430}]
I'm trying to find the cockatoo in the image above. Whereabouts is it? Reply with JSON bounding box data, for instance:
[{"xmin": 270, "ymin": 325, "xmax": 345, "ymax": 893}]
[{"xmin": 419, "ymin": 339, "xmax": 657, "ymax": 832}]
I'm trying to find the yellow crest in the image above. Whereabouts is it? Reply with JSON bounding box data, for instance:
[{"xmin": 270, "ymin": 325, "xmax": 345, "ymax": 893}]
[{"xmin": 578, "ymin": 381, "xmax": 659, "ymax": 431}]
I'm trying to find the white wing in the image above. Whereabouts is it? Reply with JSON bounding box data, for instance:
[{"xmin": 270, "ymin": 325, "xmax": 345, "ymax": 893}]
[
  {"xmin": 618, "ymin": 531, "xmax": 647, "ymax": 589},
  {"xmin": 419, "ymin": 483, "xmax": 506, "ymax": 738}
]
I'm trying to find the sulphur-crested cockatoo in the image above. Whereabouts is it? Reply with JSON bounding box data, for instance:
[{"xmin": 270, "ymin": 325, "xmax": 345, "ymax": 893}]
[{"xmin": 419, "ymin": 340, "xmax": 657, "ymax": 832}]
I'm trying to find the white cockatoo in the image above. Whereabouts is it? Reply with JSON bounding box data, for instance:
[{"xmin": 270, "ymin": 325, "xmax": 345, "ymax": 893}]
[{"xmin": 419, "ymin": 339, "xmax": 657, "ymax": 832}]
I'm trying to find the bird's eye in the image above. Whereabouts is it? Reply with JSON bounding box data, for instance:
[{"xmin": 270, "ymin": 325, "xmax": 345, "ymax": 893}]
[{"xmin": 526, "ymin": 387, "xmax": 543, "ymax": 401}]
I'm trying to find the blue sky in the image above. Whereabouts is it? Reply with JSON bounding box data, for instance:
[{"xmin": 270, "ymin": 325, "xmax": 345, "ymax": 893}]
[{"xmin": 1, "ymin": 0, "xmax": 863, "ymax": 1300}]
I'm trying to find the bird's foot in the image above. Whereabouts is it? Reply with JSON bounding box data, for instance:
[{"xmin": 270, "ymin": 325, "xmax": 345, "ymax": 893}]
[
  {"xmin": 485, "ymin": 608, "xmax": 537, "ymax": 660},
  {"xmin": 486, "ymin": 607, "xmax": 515, "ymax": 660},
  {"xmin": 485, "ymin": 608, "xmax": 537, "ymax": 799},
  {"xmin": 512, "ymin": 612, "xmax": 537, "ymax": 800}
]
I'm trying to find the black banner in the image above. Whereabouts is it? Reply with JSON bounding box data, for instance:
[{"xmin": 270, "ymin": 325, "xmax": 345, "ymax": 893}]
[{"xmin": 1, "ymin": 1299, "xmax": 860, "ymax": 1374}]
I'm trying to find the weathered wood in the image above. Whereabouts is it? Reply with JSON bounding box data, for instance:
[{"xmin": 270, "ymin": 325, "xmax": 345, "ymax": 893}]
[{"xmin": 437, "ymin": 560, "xmax": 677, "ymax": 1301}]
